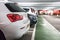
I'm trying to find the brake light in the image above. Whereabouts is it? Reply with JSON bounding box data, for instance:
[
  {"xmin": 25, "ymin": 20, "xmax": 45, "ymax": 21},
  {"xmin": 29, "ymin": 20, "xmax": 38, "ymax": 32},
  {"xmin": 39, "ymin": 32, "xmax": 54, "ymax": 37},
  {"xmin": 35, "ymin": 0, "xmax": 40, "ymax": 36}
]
[{"xmin": 7, "ymin": 14, "xmax": 23, "ymax": 22}]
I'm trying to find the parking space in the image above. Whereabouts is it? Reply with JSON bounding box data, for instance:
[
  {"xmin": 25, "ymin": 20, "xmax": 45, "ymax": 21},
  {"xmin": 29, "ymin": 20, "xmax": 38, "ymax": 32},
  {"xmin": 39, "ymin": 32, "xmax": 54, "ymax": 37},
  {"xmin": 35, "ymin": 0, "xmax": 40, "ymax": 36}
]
[
  {"xmin": 43, "ymin": 15, "xmax": 60, "ymax": 32},
  {"xmin": 18, "ymin": 31, "xmax": 32, "ymax": 40},
  {"xmin": 35, "ymin": 15, "xmax": 60, "ymax": 40},
  {"xmin": 17, "ymin": 25, "xmax": 35, "ymax": 40}
]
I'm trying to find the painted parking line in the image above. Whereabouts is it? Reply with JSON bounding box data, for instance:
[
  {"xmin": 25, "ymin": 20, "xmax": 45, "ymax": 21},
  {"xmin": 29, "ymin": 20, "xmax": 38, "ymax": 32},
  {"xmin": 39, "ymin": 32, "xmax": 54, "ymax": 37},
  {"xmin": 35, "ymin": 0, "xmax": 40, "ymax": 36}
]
[
  {"xmin": 43, "ymin": 18, "xmax": 60, "ymax": 33},
  {"xmin": 31, "ymin": 24, "xmax": 36, "ymax": 40}
]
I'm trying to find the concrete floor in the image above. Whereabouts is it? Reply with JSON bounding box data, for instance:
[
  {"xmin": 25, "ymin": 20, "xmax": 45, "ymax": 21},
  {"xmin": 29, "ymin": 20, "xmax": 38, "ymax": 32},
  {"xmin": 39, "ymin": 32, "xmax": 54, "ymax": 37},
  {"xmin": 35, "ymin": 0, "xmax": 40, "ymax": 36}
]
[
  {"xmin": 43, "ymin": 15, "xmax": 60, "ymax": 32},
  {"xmin": 35, "ymin": 15, "xmax": 60, "ymax": 40},
  {"xmin": 17, "ymin": 25, "xmax": 35, "ymax": 40},
  {"xmin": 18, "ymin": 31, "xmax": 32, "ymax": 40},
  {"xmin": 15, "ymin": 15, "xmax": 60, "ymax": 40}
]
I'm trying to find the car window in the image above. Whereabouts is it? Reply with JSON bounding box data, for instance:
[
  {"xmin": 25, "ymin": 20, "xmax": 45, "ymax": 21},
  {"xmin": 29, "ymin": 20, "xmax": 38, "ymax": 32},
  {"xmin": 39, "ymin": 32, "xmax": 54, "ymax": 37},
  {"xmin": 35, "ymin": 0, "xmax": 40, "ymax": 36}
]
[
  {"xmin": 23, "ymin": 8, "xmax": 29, "ymax": 12},
  {"xmin": 5, "ymin": 3, "xmax": 25, "ymax": 12}
]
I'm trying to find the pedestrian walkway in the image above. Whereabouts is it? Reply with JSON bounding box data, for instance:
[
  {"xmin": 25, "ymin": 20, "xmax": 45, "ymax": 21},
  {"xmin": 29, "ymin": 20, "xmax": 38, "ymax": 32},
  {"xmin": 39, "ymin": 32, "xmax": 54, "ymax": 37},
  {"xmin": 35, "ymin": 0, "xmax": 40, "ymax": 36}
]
[{"xmin": 35, "ymin": 16, "xmax": 60, "ymax": 40}]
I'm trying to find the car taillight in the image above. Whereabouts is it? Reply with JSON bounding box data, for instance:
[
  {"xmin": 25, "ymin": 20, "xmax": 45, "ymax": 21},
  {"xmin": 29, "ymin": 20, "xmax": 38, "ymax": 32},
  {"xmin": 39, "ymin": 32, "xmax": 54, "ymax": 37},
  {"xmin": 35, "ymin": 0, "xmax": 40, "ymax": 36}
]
[{"xmin": 7, "ymin": 14, "xmax": 23, "ymax": 22}]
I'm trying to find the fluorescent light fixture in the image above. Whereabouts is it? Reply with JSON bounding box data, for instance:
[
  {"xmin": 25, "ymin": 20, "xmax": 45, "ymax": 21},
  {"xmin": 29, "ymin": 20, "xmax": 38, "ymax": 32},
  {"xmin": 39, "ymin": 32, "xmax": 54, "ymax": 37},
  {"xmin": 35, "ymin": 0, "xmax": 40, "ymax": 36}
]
[
  {"xmin": 46, "ymin": 2, "xmax": 60, "ymax": 6},
  {"xmin": 18, "ymin": 2, "xmax": 60, "ymax": 6},
  {"xmin": 0, "ymin": 0, "xmax": 8, "ymax": 2},
  {"xmin": 43, "ymin": 7, "xmax": 55, "ymax": 10},
  {"xmin": 5, "ymin": 0, "xmax": 8, "ymax": 1},
  {"xmin": 18, "ymin": 2, "xmax": 42, "ymax": 4},
  {"xmin": 18, "ymin": 3, "xmax": 33, "ymax": 6},
  {"xmin": 51, "ymin": 2, "xmax": 60, "ymax": 5},
  {"xmin": 18, "ymin": 2, "xmax": 60, "ymax": 4},
  {"xmin": 18, "ymin": 2, "xmax": 42, "ymax": 6}
]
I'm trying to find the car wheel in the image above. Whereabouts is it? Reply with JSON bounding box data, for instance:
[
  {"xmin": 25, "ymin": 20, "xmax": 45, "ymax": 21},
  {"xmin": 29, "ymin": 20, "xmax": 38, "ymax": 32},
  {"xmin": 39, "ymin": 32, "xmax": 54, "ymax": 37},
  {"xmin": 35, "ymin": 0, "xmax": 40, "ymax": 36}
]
[
  {"xmin": 30, "ymin": 24, "xmax": 35, "ymax": 28},
  {"xmin": 0, "ymin": 30, "xmax": 6, "ymax": 40}
]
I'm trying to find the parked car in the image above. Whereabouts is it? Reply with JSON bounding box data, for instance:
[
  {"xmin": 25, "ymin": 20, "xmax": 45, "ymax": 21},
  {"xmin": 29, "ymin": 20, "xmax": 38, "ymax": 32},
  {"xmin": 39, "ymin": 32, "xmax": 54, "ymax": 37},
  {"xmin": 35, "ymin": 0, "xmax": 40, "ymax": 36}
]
[
  {"xmin": 0, "ymin": 30, "xmax": 6, "ymax": 40},
  {"xmin": 0, "ymin": 2, "xmax": 30, "ymax": 40},
  {"xmin": 23, "ymin": 8, "xmax": 37, "ymax": 27}
]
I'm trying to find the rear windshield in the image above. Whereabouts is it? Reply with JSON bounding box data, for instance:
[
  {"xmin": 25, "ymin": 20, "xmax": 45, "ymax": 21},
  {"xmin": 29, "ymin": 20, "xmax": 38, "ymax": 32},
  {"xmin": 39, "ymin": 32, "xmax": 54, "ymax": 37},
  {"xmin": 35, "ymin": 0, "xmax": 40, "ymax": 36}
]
[
  {"xmin": 5, "ymin": 3, "xmax": 25, "ymax": 12},
  {"xmin": 23, "ymin": 8, "xmax": 29, "ymax": 12}
]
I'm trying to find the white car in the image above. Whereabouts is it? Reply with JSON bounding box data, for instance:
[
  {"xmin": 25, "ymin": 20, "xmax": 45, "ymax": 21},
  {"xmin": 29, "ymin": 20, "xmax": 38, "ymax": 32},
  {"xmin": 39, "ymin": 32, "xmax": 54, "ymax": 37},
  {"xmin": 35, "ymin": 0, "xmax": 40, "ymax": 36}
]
[
  {"xmin": 0, "ymin": 2, "xmax": 30, "ymax": 40},
  {"xmin": 24, "ymin": 8, "xmax": 37, "ymax": 16}
]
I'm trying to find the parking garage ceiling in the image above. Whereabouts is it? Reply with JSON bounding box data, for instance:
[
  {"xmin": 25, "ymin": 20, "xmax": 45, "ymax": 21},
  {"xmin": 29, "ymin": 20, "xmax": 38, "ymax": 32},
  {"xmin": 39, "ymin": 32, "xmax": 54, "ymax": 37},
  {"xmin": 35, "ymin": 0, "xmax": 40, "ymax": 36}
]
[
  {"xmin": 18, "ymin": 2, "xmax": 60, "ymax": 10},
  {"xmin": 8, "ymin": 0, "xmax": 60, "ymax": 2},
  {"xmin": 8, "ymin": 0, "xmax": 60, "ymax": 10}
]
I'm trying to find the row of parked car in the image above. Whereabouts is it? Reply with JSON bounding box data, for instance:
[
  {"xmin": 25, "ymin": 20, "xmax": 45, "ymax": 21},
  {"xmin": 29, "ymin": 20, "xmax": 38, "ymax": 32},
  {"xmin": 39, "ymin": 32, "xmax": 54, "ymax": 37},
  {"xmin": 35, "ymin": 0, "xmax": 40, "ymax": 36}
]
[{"xmin": 0, "ymin": 2, "xmax": 37, "ymax": 40}]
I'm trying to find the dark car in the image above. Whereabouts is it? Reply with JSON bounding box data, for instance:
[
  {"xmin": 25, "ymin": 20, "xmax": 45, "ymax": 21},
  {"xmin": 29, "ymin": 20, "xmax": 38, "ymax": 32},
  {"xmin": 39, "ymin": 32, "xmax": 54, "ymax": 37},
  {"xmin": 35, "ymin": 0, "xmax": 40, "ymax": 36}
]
[{"xmin": 23, "ymin": 8, "xmax": 37, "ymax": 27}]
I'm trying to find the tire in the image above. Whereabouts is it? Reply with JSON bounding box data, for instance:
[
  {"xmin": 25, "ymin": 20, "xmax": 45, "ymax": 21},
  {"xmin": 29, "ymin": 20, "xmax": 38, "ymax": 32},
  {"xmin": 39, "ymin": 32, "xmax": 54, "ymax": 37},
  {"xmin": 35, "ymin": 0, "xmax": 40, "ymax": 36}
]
[{"xmin": 0, "ymin": 30, "xmax": 6, "ymax": 40}]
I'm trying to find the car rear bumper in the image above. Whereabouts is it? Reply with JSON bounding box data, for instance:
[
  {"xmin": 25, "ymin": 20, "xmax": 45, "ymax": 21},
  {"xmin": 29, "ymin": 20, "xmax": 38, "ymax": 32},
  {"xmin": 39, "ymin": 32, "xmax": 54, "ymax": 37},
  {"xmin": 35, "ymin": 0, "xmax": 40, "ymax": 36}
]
[{"xmin": 0, "ymin": 20, "xmax": 30, "ymax": 39}]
